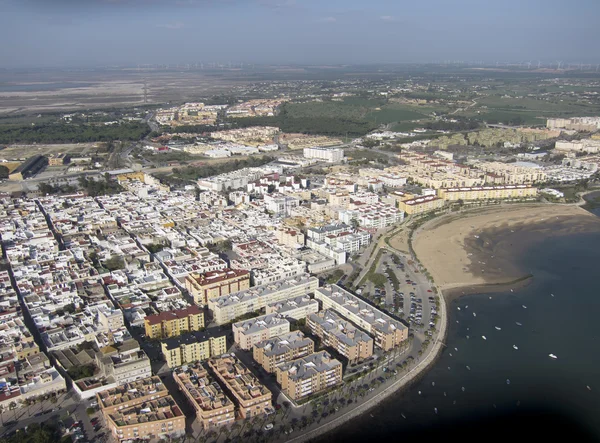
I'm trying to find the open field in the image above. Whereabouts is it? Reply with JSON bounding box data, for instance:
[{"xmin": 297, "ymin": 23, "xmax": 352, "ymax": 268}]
[
  {"xmin": 0, "ymin": 142, "xmax": 103, "ymax": 161},
  {"xmin": 412, "ymin": 204, "xmax": 600, "ymax": 293}
]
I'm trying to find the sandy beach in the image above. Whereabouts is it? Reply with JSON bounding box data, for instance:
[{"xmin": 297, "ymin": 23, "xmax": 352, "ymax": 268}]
[{"xmin": 411, "ymin": 204, "xmax": 600, "ymax": 294}]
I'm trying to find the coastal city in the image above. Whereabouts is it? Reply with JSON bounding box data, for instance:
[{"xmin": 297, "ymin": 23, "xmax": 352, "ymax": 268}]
[{"xmin": 0, "ymin": 73, "xmax": 600, "ymax": 443}]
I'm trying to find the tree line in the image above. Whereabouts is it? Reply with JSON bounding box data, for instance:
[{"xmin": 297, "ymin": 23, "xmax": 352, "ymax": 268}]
[{"xmin": 0, "ymin": 122, "xmax": 151, "ymax": 144}]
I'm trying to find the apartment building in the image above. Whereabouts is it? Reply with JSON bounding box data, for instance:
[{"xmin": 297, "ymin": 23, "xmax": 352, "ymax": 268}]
[
  {"xmin": 97, "ymin": 376, "xmax": 185, "ymax": 442},
  {"xmin": 307, "ymin": 310, "xmax": 374, "ymax": 363},
  {"xmin": 303, "ymin": 147, "xmax": 344, "ymax": 163},
  {"xmin": 161, "ymin": 332, "xmax": 227, "ymax": 368},
  {"xmin": 398, "ymin": 195, "xmax": 445, "ymax": 215},
  {"xmin": 208, "ymin": 275, "xmax": 319, "ymax": 325},
  {"xmin": 264, "ymin": 193, "xmax": 300, "ymax": 216},
  {"xmin": 315, "ymin": 285, "xmax": 408, "ymax": 351},
  {"xmin": 207, "ymin": 355, "xmax": 273, "ymax": 418},
  {"xmin": 185, "ymin": 269, "xmax": 251, "ymax": 306},
  {"xmin": 338, "ymin": 202, "xmax": 403, "ymax": 229},
  {"xmin": 265, "ymin": 295, "xmax": 319, "ymax": 320},
  {"xmin": 144, "ymin": 305, "xmax": 204, "ymax": 339},
  {"xmin": 232, "ymin": 313, "xmax": 290, "ymax": 350},
  {"xmin": 438, "ymin": 185, "xmax": 538, "ymax": 201},
  {"xmin": 96, "ymin": 346, "xmax": 152, "ymax": 384},
  {"xmin": 173, "ymin": 363, "xmax": 235, "ymax": 429},
  {"xmin": 253, "ymin": 331, "xmax": 315, "ymax": 373},
  {"xmin": 275, "ymin": 351, "xmax": 343, "ymax": 401},
  {"xmin": 477, "ymin": 161, "xmax": 547, "ymax": 184}
]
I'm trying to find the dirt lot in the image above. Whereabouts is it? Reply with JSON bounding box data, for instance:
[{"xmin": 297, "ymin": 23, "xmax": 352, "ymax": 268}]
[{"xmin": 0, "ymin": 143, "xmax": 102, "ymax": 161}]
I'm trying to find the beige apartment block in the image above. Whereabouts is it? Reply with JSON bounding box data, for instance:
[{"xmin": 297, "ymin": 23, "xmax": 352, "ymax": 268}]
[
  {"xmin": 232, "ymin": 313, "xmax": 290, "ymax": 351},
  {"xmin": 185, "ymin": 268, "xmax": 250, "ymax": 306},
  {"xmin": 314, "ymin": 285, "xmax": 408, "ymax": 351},
  {"xmin": 275, "ymin": 351, "xmax": 343, "ymax": 401},
  {"xmin": 207, "ymin": 355, "xmax": 272, "ymax": 418},
  {"xmin": 398, "ymin": 195, "xmax": 445, "ymax": 215},
  {"xmin": 438, "ymin": 185, "xmax": 538, "ymax": 201},
  {"xmin": 173, "ymin": 362, "xmax": 235, "ymax": 429},
  {"xmin": 97, "ymin": 376, "xmax": 185, "ymax": 442},
  {"xmin": 307, "ymin": 310, "xmax": 373, "ymax": 363},
  {"xmin": 253, "ymin": 331, "xmax": 314, "ymax": 373}
]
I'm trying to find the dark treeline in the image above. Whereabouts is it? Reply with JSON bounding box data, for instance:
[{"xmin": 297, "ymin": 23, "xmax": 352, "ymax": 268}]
[
  {"xmin": 0, "ymin": 122, "xmax": 151, "ymax": 144},
  {"xmin": 164, "ymin": 155, "xmax": 275, "ymax": 183}
]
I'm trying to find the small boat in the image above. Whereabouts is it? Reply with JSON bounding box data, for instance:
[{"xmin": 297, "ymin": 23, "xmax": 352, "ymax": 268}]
[
  {"xmin": 510, "ymin": 289, "xmax": 514, "ymax": 292},
  {"xmin": 549, "ymin": 354, "xmax": 558, "ymax": 359},
  {"xmin": 513, "ymin": 345, "xmax": 519, "ymax": 350},
  {"xmin": 587, "ymin": 386, "xmax": 592, "ymax": 391},
  {"xmin": 482, "ymin": 335, "xmax": 487, "ymax": 340},
  {"xmin": 457, "ymin": 307, "xmax": 461, "ymax": 311},
  {"xmin": 466, "ymin": 365, "xmax": 471, "ymax": 371},
  {"xmin": 466, "ymin": 335, "xmax": 470, "ymax": 339},
  {"xmin": 453, "ymin": 400, "xmax": 457, "ymax": 405},
  {"xmin": 495, "ymin": 326, "xmax": 501, "ymax": 331},
  {"xmin": 370, "ymin": 414, "xmax": 374, "ymax": 418},
  {"xmin": 516, "ymin": 322, "xmax": 522, "ymax": 326},
  {"xmin": 454, "ymin": 347, "xmax": 458, "ymax": 351},
  {"xmin": 467, "ymin": 327, "xmax": 470, "ymax": 331},
  {"xmin": 489, "ymin": 296, "xmax": 492, "ymax": 299},
  {"xmin": 418, "ymin": 390, "xmax": 422, "ymax": 395},
  {"xmin": 465, "ymin": 305, "xmax": 468, "ymax": 309},
  {"xmin": 473, "ymin": 312, "xmax": 477, "ymax": 317},
  {"xmin": 551, "ymin": 293, "xmax": 555, "ymax": 297},
  {"xmin": 432, "ymin": 382, "xmax": 435, "ymax": 387},
  {"xmin": 474, "ymin": 235, "xmax": 479, "ymax": 239},
  {"xmin": 506, "ymin": 379, "xmax": 510, "ymax": 385},
  {"xmin": 448, "ymin": 366, "xmax": 451, "ymax": 370},
  {"xmin": 443, "ymin": 392, "xmax": 447, "ymax": 397},
  {"xmin": 449, "ymin": 353, "xmax": 453, "ymax": 357},
  {"xmin": 461, "ymin": 387, "xmax": 465, "ymax": 392},
  {"xmin": 401, "ymin": 413, "xmax": 406, "ymax": 419},
  {"xmin": 522, "ymin": 305, "xmax": 527, "ymax": 309},
  {"xmin": 434, "ymin": 408, "xmax": 438, "ymax": 415},
  {"xmin": 456, "ymin": 320, "xmax": 459, "ymax": 323}
]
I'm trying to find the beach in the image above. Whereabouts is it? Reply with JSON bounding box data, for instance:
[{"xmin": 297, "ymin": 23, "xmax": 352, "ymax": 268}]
[{"xmin": 412, "ymin": 204, "xmax": 600, "ymax": 294}]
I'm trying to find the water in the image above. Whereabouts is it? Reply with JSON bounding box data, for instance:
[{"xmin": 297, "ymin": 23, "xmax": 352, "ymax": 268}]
[
  {"xmin": 0, "ymin": 82, "xmax": 92, "ymax": 92},
  {"xmin": 325, "ymin": 230, "xmax": 600, "ymax": 443}
]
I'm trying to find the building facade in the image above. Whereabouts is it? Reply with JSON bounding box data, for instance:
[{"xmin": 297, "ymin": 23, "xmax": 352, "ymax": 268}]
[
  {"xmin": 173, "ymin": 363, "xmax": 235, "ymax": 429},
  {"xmin": 307, "ymin": 310, "xmax": 374, "ymax": 362},
  {"xmin": 253, "ymin": 331, "xmax": 314, "ymax": 373},
  {"xmin": 185, "ymin": 269, "xmax": 251, "ymax": 306},
  {"xmin": 161, "ymin": 332, "xmax": 227, "ymax": 368},
  {"xmin": 275, "ymin": 351, "xmax": 343, "ymax": 401},
  {"xmin": 144, "ymin": 305, "xmax": 204, "ymax": 339},
  {"xmin": 207, "ymin": 355, "xmax": 272, "ymax": 418},
  {"xmin": 314, "ymin": 285, "xmax": 408, "ymax": 351},
  {"xmin": 232, "ymin": 313, "xmax": 290, "ymax": 350}
]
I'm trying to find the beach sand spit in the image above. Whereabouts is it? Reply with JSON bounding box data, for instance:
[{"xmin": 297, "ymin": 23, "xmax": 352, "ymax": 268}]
[{"xmin": 412, "ymin": 204, "xmax": 600, "ymax": 293}]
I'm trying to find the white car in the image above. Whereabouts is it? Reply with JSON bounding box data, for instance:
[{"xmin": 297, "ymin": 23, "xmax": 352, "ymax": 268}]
[{"xmin": 264, "ymin": 423, "xmax": 274, "ymax": 431}]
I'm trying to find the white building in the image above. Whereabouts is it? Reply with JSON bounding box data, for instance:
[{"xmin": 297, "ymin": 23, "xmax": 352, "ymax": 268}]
[{"xmin": 303, "ymin": 147, "xmax": 344, "ymax": 163}]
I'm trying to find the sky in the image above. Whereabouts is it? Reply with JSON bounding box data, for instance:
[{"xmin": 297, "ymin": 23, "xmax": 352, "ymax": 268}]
[{"xmin": 0, "ymin": 0, "xmax": 599, "ymax": 68}]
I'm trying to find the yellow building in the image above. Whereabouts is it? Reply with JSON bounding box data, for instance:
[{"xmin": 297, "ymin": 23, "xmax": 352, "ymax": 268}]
[
  {"xmin": 144, "ymin": 306, "xmax": 204, "ymax": 339},
  {"xmin": 253, "ymin": 331, "xmax": 314, "ymax": 373},
  {"xmin": 161, "ymin": 332, "xmax": 227, "ymax": 368},
  {"xmin": 185, "ymin": 269, "xmax": 250, "ymax": 306},
  {"xmin": 438, "ymin": 185, "xmax": 538, "ymax": 201},
  {"xmin": 398, "ymin": 195, "xmax": 445, "ymax": 215}
]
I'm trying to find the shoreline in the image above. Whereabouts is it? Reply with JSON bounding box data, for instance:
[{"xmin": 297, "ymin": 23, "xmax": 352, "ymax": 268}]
[{"xmin": 286, "ymin": 202, "xmax": 600, "ymax": 443}]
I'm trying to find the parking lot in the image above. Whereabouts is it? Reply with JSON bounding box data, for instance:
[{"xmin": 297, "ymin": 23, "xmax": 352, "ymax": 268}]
[{"xmin": 356, "ymin": 250, "xmax": 438, "ymax": 341}]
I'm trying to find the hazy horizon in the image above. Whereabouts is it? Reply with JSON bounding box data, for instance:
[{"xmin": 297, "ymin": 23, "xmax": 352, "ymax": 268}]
[{"xmin": 1, "ymin": 0, "xmax": 599, "ymax": 68}]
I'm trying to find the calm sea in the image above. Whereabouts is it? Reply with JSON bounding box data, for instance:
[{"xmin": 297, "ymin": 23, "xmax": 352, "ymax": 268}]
[{"xmin": 324, "ymin": 217, "xmax": 600, "ymax": 443}]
